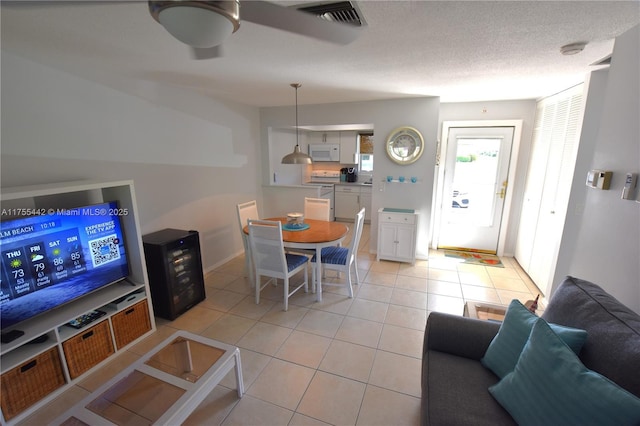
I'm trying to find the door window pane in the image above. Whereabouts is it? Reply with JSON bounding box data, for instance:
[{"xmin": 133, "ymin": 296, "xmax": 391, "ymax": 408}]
[{"xmin": 450, "ymin": 138, "xmax": 502, "ymax": 226}]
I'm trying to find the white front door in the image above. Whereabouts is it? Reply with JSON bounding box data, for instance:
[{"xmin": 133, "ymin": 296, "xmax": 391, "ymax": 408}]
[{"xmin": 437, "ymin": 126, "xmax": 515, "ymax": 253}]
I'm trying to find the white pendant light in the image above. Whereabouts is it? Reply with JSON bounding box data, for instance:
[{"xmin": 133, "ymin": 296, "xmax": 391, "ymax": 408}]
[
  {"xmin": 282, "ymin": 83, "xmax": 313, "ymax": 165},
  {"xmin": 149, "ymin": 1, "xmax": 240, "ymax": 48}
]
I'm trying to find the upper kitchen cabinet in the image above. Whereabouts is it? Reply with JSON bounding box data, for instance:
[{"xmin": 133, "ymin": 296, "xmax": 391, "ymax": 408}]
[
  {"xmin": 308, "ymin": 131, "xmax": 340, "ymax": 145},
  {"xmin": 307, "ymin": 131, "xmax": 358, "ymax": 163},
  {"xmin": 339, "ymin": 131, "xmax": 359, "ymax": 164}
]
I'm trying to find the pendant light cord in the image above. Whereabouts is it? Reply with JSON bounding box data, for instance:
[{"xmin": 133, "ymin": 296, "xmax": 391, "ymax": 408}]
[
  {"xmin": 281, "ymin": 83, "xmax": 311, "ymax": 164},
  {"xmin": 292, "ymin": 83, "xmax": 301, "ymax": 148}
]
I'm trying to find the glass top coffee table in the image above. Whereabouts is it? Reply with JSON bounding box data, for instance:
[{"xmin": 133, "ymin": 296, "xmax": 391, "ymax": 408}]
[
  {"xmin": 463, "ymin": 301, "xmax": 508, "ymax": 322},
  {"xmin": 54, "ymin": 331, "xmax": 243, "ymax": 425}
]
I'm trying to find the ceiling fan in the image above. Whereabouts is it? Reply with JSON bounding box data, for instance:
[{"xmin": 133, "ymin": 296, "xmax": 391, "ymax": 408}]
[{"xmin": 148, "ymin": 1, "xmax": 362, "ymax": 59}]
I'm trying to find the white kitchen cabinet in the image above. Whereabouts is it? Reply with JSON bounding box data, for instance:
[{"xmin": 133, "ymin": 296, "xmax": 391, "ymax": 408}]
[
  {"xmin": 339, "ymin": 131, "xmax": 359, "ymax": 164},
  {"xmin": 377, "ymin": 208, "xmax": 418, "ymax": 264},
  {"xmin": 360, "ymin": 186, "xmax": 372, "ymax": 221},
  {"xmin": 335, "ymin": 185, "xmax": 372, "ymax": 221},
  {"xmin": 335, "ymin": 186, "xmax": 360, "ymax": 219},
  {"xmin": 308, "ymin": 131, "xmax": 340, "ymax": 146},
  {"xmin": 306, "ymin": 131, "xmax": 359, "ymax": 163}
]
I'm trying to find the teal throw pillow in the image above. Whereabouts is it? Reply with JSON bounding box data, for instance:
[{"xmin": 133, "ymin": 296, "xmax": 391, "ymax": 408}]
[
  {"xmin": 481, "ymin": 299, "xmax": 587, "ymax": 378},
  {"xmin": 489, "ymin": 319, "xmax": 640, "ymax": 426}
]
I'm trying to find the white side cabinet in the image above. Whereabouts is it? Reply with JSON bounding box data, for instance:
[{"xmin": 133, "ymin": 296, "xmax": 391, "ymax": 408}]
[
  {"xmin": 377, "ymin": 208, "xmax": 418, "ymax": 264},
  {"xmin": 0, "ymin": 180, "xmax": 156, "ymax": 425}
]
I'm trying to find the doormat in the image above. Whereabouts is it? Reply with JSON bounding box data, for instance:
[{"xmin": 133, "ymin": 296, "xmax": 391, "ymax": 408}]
[{"xmin": 444, "ymin": 250, "xmax": 504, "ymax": 268}]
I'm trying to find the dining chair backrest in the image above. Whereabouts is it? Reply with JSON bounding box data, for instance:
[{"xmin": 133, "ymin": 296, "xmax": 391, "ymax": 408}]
[
  {"xmin": 310, "ymin": 207, "xmax": 365, "ymax": 298},
  {"xmin": 248, "ymin": 219, "xmax": 309, "ymax": 311},
  {"xmin": 247, "ymin": 220, "xmax": 287, "ymax": 278},
  {"xmin": 237, "ymin": 200, "xmax": 259, "ymax": 235},
  {"xmin": 237, "ymin": 200, "xmax": 260, "ymax": 282},
  {"xmin": 304, "ymin": 197, "xmax": 331, "ymax": 221},
  {"xmin": 348, "ymin": 207, "xmax": 366, "ymax": 261}
]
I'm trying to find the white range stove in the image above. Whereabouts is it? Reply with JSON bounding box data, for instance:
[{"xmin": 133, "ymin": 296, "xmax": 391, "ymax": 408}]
[
  {"xmin": 303, "ymin": 170, "xmax": 340, "ymax": 221},
  {"xmin": 307, "ymin": 170, "xmax": 341, "ymax": 184}
]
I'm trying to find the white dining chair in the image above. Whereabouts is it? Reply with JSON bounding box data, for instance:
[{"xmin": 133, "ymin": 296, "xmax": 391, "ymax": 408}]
[
  {"xmin": 237, "ymin": 200, "xmax": 259, "ymax": 283},
  {"xmin": 289, "ymin": 197, "xmax": 334, "ymax": 259},
  {"xmin": 248, "ymin": 219, "xmax": 309, "ymax": 311},
  {"xmin": 311, "ymin": 207, "xmax": 365, "ymax": 298},
  {"xmin": 304, "ymin": 197, "xmax": 331, "ymax": 221}
]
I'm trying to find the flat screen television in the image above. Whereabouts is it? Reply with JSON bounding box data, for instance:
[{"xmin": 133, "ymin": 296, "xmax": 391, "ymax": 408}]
[{"xmin": 0, "ymin": 201, "xmax": 129, "ymax": 330}]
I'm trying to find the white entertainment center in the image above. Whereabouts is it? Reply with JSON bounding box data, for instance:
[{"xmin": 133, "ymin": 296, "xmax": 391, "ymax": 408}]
[{"xmin": 0, "ymin": 180, "xmax": 156, "ymax": 424}]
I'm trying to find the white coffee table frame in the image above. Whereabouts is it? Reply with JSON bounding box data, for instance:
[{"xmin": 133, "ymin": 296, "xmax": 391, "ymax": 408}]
[{"xmin": 53, "ymin": 331, "xmax": 243, "ymax": 425}]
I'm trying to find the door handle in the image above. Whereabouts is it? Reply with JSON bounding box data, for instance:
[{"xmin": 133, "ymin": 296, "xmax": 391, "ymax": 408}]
[{"xmin": 496, "ymin": 180, "xmax": 508, "ymax": 199}]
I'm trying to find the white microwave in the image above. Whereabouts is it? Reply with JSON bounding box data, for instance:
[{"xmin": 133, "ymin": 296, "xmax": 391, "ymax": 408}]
[{"xmin": 309, "ymin": 144, "xmax": 340, "ymax": 162}]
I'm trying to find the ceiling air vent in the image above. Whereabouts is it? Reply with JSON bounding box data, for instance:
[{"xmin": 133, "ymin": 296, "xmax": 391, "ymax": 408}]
[
  {"xmin": 590, "ymin": 54, "xmax": 612, "ymax": 66},
  {"xmin": 297, "ymin": 1, "xmax": 366, "ymax": 26}
]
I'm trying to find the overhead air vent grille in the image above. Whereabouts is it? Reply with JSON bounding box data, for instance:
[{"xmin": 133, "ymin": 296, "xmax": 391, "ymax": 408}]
[
  {"xmin": 590, "ymin": 54, "xmax": 612, "ymax": 66},
  {"xmin": 297, "ymin": 1, "xmax": 365, "ymax": 26}
]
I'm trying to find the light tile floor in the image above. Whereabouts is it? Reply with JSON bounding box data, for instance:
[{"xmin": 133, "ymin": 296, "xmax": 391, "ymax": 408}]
[{"xmin": 21, "ymin": 224, "xmax": 542, "ymax": 426}]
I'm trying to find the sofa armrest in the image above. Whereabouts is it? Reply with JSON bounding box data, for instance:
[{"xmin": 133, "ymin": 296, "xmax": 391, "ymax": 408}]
[{"xmin": 423, "ymin": 312, "xmax": 501, "ymax": 360}]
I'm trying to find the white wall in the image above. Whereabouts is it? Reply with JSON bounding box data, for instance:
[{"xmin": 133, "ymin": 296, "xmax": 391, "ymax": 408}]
[
  {"xmin": 438, "ymin": 100, "xmax": 537, "ymax": 255},
  {"xmin": 260, "ymin": 98, "xmax": 441, "ymax": 259},
  {"xmin": 1, "ymin": 52, "xmax": 262, "ymax": 272},
  {"xmin": 554, "ymin": 25, "xmax": 640, "ymax": 313},
  {"xmin": 5, "ymin": 24, "xmax": 636, "ymax": 311}
]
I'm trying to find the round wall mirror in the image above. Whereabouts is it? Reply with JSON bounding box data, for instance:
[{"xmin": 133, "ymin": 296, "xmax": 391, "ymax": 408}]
[{"xmin": 385, "ymin": 126, "xmax": 424, "ymax": 165}]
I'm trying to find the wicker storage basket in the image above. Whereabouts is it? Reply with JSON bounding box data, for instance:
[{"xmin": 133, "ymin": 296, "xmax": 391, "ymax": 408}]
[
  {"xmin": 1, "ymin": 347, "xmax": 66, "ymax": 420},
  {"xmin": 62, "ymin": 320, "xmax": 114, "ymax": 379},
  {"xmin": 111, "ymin": 299, "xmax": 151, "ymax": 349}
]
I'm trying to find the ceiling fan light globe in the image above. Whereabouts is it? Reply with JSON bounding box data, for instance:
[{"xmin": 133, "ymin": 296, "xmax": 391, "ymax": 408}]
[{"xmin": 158, "ymin": 6, "xmax": 236, "ymax": 48}]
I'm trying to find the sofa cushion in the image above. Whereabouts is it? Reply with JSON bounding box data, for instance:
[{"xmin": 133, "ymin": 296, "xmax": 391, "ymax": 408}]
[
  {"xmin": 424, "ymin": 350, "xmax": 516, "ymax": 425},
  {"xmin": 424, "ymin": 312, "xmax": 501, "ymax": 360},
  {"xmin": 489, "ymin": 319, "xmax": 640, "ymax": 426},
  {"xmin": 542, "ymin": 276, "xmax": 640, "ymax": 398},
  {"xmin": 481, "ymin": 299, "xmax": 587, "ymax": 378}
]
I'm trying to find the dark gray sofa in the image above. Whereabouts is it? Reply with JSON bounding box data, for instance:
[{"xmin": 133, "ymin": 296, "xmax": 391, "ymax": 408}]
[{"xmin": 421, "ymin": 276, "xmax": 640, "ymax": 425}]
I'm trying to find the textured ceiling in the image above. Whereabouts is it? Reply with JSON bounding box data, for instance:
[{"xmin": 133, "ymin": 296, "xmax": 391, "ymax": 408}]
[{"xmin": 1, "ymin": 1, "xmax": 639, "ymax": 107}]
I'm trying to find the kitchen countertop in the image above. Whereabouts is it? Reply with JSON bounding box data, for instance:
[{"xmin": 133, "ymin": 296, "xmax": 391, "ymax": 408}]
[
  {"xmin": 265, "ymin": 184, "xmax": 322, "ymax": 189},
  {"xmin": 267, "ymin": 182, "xmax": 372, "ymax": 188},
  {"xmin": 335, "ymin": 182, "xmax": 373, "ymax": 187}
]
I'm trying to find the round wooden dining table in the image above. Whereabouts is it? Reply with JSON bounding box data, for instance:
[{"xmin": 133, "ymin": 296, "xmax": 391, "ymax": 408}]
[{"xmin": 244, "ymin": 218, "xmax": 349, "ymax": 302}]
